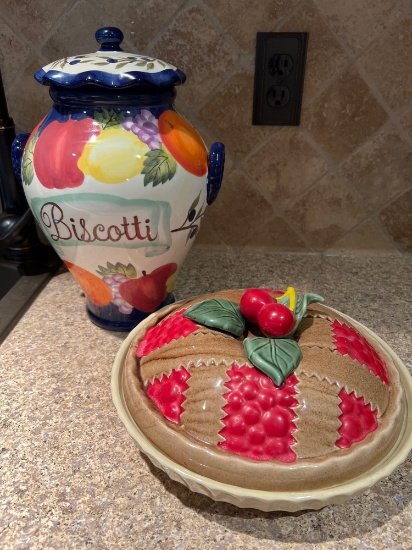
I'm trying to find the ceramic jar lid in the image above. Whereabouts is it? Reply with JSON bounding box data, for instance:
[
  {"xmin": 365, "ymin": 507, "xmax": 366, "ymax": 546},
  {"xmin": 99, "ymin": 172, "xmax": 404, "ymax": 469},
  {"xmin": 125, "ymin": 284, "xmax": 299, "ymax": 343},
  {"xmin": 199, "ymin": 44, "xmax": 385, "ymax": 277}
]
[{"xmin": 35, "ymin": 27, "xmax": 186, "ymax": 89}]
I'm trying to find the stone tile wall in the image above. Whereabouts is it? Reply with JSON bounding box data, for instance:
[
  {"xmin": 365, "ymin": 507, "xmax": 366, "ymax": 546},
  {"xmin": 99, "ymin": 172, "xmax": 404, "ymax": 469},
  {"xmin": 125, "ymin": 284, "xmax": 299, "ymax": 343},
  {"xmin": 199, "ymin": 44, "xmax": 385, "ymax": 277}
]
[{"xmin": 1, "ymin": 0, "xmax": 411, "ymax": 254}]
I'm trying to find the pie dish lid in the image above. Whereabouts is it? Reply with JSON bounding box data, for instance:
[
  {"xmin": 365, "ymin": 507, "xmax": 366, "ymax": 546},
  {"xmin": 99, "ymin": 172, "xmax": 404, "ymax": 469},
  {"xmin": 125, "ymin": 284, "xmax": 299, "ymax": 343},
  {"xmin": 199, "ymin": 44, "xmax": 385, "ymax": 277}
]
[{"xmin": 34, "ymin": 27, "xmax": 186, "ymax": 89}]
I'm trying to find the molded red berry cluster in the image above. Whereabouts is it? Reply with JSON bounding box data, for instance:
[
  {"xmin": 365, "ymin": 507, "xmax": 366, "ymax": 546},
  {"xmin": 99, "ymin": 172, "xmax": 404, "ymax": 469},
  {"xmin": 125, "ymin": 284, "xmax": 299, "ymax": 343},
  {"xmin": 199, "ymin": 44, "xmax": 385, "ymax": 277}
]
[
  {"xmin": 137, "ymin": 308, "xmax": 198, "ymax": 357},
  {"xmin": 139, "ymin": 291, "xmax": 390, "ymax": 463},
  {"xmin": 337, "ymin": 390, "xmax": 378, "ymax": 448},
  {"xmin": 218, "ymin": 364, "xmax": 298, "ymax": 462},
  {"xmin": 147, "ymin": 367, "xmax": 190, "ymax": 423},
  {"xmin": 332, "ymin": 320, "xmax": 389, "ymax": 385}
]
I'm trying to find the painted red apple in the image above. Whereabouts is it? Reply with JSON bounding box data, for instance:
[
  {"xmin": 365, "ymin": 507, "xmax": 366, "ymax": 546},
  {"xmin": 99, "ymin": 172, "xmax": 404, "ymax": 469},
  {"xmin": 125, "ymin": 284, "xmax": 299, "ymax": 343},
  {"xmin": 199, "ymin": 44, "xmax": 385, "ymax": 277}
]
[
  {"xmin": 118, "ymin": 263, "xmax": 177, "ymax": 313},
  {"xmin": 33, "ymin": 118, "xmax": 100, "ymax": 189}
]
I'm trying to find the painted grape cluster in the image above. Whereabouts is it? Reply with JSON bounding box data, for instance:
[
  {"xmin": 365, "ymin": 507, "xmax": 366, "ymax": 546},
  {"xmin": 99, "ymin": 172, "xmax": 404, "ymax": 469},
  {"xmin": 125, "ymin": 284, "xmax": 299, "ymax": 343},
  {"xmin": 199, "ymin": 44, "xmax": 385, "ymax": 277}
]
[
  {"xmin": 22, "ymin": 108, "xmax": 208, "ymax": 189},
  {"xmin": 64, "ymin": 260, "xmax": 177, "ymax": 315},
  {"xmin": 101, "ymin": 273, "xmax": 134, "ymax": 315},
  {"xmin": 122, "ymin": 109, "xmax": 162, "ymax": 150}
]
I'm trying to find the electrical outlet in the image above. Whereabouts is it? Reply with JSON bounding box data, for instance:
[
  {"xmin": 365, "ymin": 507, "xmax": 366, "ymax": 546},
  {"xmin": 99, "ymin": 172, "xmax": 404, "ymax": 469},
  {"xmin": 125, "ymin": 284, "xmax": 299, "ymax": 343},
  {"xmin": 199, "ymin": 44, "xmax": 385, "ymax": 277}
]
[{"xmin": 253, "ymin": 32, "xmax": 308, "ymax": 125}]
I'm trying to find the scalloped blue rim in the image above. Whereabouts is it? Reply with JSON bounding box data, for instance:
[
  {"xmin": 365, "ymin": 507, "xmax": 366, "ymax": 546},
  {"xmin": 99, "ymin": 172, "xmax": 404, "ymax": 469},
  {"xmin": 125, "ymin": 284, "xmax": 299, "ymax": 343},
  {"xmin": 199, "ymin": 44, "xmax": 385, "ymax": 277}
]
[{"xmin": 34, "ymin": 68, "xmax": 186, "ymax": 89}]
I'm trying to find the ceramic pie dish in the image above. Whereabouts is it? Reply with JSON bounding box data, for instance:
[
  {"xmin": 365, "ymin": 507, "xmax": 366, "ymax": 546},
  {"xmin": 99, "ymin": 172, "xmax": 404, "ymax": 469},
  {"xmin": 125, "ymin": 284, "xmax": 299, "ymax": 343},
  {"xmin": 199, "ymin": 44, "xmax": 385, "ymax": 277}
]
[{"xmin": 111, "ymin": 289, "xmax": 412, "ymax": 512}]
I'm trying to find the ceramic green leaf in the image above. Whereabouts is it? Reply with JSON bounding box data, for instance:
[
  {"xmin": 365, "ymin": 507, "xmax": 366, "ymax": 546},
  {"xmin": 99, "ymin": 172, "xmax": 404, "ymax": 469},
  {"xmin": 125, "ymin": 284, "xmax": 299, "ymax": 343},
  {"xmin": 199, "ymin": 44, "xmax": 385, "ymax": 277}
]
[
  {"xmin": 275, "ymin": 288, "xmax": 323, "ymax": 338},
  {"xmin": 295, "ymin": 293, "xmax": 323, "ymax": 322},
  {"xmin": 276, "ymin": 287, "xmax": 297, "ymax": 311},
  {"xmin": 142, "ymin": 148, "xmax": 177, "ymax": 187},
  {"xmin": 288, "ymin": 292, "xmax": 324, "ymax": 336},
  {"xmin": 183, "ymin": 299, "xmax": 246, "ymax": 337},
  {"xmin": 243, "ymin": 337, "xmax": 302, "ymax": 386}
]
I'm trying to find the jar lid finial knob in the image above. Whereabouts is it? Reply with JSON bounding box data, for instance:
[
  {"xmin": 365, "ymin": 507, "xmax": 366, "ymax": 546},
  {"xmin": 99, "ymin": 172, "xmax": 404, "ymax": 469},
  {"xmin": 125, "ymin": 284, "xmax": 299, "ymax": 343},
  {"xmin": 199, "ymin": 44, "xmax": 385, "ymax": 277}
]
[{"xmin": 95, "ymin": 27, "xmax": 124, "ymax": 52}]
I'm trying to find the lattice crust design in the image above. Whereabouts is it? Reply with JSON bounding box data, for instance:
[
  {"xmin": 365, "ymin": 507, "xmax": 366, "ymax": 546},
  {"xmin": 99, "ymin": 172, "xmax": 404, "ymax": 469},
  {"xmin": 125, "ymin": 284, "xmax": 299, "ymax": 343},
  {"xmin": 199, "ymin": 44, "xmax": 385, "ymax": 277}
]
[{"xmin": 123, "ymin": 290, "xmax": 403, "ymax": 491}]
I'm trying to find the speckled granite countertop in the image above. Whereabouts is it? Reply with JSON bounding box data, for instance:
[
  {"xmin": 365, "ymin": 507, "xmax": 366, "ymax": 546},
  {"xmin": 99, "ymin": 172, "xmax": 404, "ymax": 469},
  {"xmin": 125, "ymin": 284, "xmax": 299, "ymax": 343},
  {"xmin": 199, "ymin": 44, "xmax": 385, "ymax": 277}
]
[{"xmin": 1, "ymin": 249, "xmax": 411, "ymax": 549}]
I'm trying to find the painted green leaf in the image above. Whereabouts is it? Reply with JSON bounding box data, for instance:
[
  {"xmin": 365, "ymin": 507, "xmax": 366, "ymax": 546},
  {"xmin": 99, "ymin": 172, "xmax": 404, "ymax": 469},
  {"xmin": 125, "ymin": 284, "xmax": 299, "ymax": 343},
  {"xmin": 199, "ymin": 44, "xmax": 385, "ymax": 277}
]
[
  {"xmin": 96, "ymin": 261, "xmax": 137, "ymax": 278},
  {"xmin": 194, "ymin": 204, "xmax": 205, "ymax": 222},
  {"xmin": 183, "ymin": 299, "xmax": 245, "ymax": 337},
  {"xmin": 188, "ymin": 191, "xmax": 201, "ymax": 213},
  {"xmin": 147, "ymin": 62, "xmax": 155, "ymax": 69},
  {"xmin": 22, "ymin": 133, "xmax": 38, "ymax": 186},
  {"xmin": 115, "ymin": 61, "xmax": 130, "ymax": 69},
  {"xmin": 185, "ymin": 225, "xmax": 198, "ymax": 244},
  {"xmin": 142, "ymin": 148, "xmax": 177, "ymax": 187},
  {"xmin": 244, "ymin": 337, "xmax": 302, "ymax": 386},
  {"xmin": 94, "ymin": 108, "xmax": 123, "ymax": 129}
]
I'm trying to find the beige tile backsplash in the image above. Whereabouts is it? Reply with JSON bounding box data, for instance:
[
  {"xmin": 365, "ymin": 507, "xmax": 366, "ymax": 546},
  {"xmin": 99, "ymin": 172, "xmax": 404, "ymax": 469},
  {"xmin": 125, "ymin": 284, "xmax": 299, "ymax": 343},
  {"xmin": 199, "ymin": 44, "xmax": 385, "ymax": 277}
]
[{"xmin": 1, "ymin": 0, "xmax": 411, "ymax": 254}]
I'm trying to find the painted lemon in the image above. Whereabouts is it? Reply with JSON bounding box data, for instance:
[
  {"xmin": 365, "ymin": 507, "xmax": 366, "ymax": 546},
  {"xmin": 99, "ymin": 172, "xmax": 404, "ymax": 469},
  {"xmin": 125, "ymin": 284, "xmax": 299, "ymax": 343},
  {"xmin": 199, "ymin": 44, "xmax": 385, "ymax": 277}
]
[{"xmin": 78, "ymin": 128, "xmax": 150, "ymax": 184}]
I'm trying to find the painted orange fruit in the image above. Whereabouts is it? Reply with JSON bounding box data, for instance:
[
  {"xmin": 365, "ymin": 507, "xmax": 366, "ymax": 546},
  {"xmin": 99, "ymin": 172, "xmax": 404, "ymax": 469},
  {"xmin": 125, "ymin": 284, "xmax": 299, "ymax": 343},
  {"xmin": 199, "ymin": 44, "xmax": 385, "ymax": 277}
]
[
  {"xmin": 158, "ymin": 110, "xmax": 207, "ymax": 177},
  {"xmin": 64, "ymin": 261, "xmax": 112, "ymax": 306}
]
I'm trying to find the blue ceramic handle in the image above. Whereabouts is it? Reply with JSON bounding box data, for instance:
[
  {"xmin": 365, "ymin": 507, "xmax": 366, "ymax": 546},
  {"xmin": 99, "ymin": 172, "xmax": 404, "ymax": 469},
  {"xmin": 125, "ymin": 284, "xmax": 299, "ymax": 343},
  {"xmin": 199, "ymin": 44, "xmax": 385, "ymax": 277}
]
[
  {"xmin": 207, "ymin": 142, "xmax": 225, "ymax": 205},
  {"xmin": 11, "ymin": 133, "xmax": 30, "ymax": 186}
]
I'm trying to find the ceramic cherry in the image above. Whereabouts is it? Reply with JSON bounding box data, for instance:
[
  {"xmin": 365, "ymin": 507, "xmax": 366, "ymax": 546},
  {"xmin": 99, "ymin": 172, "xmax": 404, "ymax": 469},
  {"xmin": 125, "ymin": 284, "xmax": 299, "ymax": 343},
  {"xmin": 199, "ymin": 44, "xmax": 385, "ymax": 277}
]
[
  {"xmin": 11, "ymin": 27, "xmax": 225, "ymax": 331},
  {"xmin": 239, "ymin": 288, "xmax": 274, "ymax": 324},
  {"xmin": 257, "ymin": 303, "xmax": 296, "ymax": 337}
]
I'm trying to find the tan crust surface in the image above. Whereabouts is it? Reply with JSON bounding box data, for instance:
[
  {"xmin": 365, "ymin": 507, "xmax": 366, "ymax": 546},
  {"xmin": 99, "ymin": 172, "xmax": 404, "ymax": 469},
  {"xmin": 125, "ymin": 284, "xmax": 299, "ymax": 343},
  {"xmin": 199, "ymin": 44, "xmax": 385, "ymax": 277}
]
[
  {"xmin": 297, "ymin": 347, "xmax": 389, "ymax": 415},
  {"xmin": 181, "ymin": 363, "xmax": 230, "ymax": 445},
  {"xmin": 140, "ymin": 329, "xmax": 249, "ymax": 384},
  {"xmin": 122, "ymin": 290, "xmax": 404, "ymax": 492},
  {"xmin": 295, "ymin": 317, "xmax": 336, "ymax": 350},
  {"xmin": 293, "ymin": 374, "xmax": 342, "ymax": 458}
]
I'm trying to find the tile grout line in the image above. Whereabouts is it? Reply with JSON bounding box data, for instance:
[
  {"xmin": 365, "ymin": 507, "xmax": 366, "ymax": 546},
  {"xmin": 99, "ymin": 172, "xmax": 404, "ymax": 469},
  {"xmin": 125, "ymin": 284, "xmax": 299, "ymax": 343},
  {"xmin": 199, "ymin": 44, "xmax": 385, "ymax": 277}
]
[
  {"xmin": 3, "ymin": 0, "xmax": 80, "ymax": 130},
  {"xmin": 145, "ymin": 0, "xmax": 196, "ymax": 51},
  {"xmin": 236, "ymin": 171, "xmax": 317, "ymax": 252},
  {"xmin": 3, "ymin": 0, "xmax": 81, "ymax": 100},
  {"xmin": 189, "ymin": 0, "xmax": 308, "ymax": 116},
  {"xmin": 367, "ymin": 183, "xmax": 412, "ymax": 254},
  {"xmin": 2, "ymin": 0, "xmax": 410, "ymax": 254},
  {"xmin": 267, "ymin": 0, "xmax": 411, "ymax": 129},
  {"xmin": 355, "ymin": 60, "xmax": 412, "ymax": 152},
  {"xmin": 146, "ymin": 0, "xmax": 249, "ymax": 117}
]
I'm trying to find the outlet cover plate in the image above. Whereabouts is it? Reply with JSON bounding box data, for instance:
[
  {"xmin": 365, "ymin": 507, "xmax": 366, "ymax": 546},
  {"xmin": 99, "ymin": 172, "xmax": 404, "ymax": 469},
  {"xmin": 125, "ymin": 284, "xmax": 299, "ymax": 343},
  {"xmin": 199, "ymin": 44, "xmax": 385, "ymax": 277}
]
[{"xmin": 253, "ymin": 32, "xmax": 308, "ymax": 126}]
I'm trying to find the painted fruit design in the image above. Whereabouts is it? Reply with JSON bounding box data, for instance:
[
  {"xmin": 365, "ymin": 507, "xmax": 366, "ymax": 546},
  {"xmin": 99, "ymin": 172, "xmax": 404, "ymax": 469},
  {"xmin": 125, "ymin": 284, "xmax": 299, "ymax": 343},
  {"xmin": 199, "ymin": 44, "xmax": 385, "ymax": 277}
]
[
  {"xmin": 118, "ymin": 263, "xmax": 178, "ymax": 313},
  {"xmin": 78, "ymin": 127, "xmax": 150, "ymax": 184},
  {"xmin": 67, "ymin": 260, "xmax": 177, "ymax": 314},
  {"xmin": 64, "ymin": 261, "xmax": 112, "ymax": 306},
  {"xmin": 158, "ymin": 110, "xmax": 208, "ymax": 177},
  {"xmin": 135, "ymin": 291, "xmax": 392, "ymax": 464},
  {"xmin": 26, "ymin": 107, "xmax": 208, "ymax": 190},
  {"xmin": 33, "ymin": 118, "xmax": 100, "ymax": 189}
]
